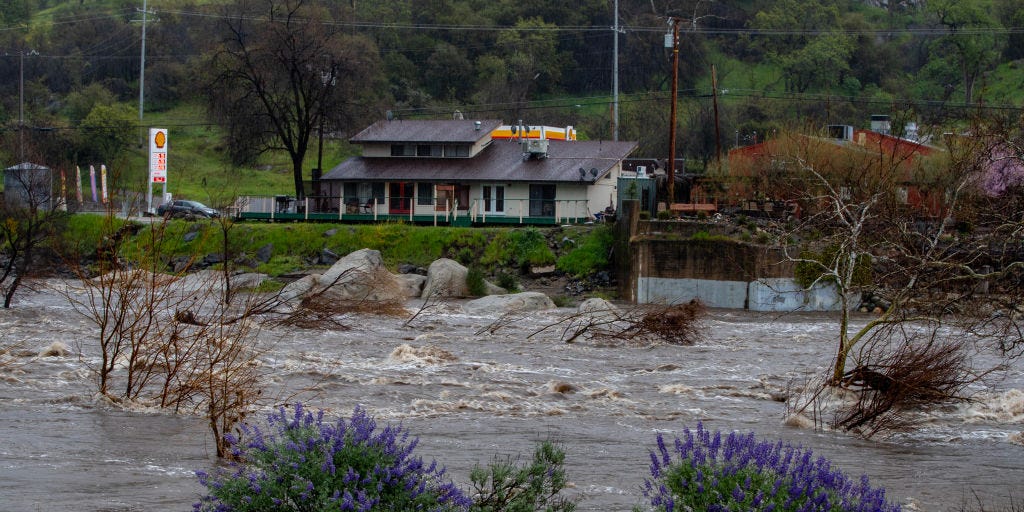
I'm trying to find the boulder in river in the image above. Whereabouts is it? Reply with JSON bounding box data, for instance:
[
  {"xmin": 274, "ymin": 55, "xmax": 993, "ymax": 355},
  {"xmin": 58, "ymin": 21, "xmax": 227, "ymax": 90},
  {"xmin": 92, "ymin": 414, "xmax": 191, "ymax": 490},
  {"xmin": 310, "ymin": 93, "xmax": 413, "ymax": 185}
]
[
  {"xmin": 421, "ymin": 258, "xmax": 506, "ymax": 298},
  {"xmin": 462, "ymin": 291, "xmax": 555, "ymax": 316}
]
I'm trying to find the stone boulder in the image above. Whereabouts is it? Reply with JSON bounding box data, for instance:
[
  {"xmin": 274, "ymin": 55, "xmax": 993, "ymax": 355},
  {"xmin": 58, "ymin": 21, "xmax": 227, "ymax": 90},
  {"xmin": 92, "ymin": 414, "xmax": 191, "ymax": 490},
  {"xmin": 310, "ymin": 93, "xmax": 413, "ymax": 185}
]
[
  {"xmin": 421, "ymin": 258, "xmax": 469, "ymax": 298},
  {"xmin": 576, "ymin": 297, "xmax": 621, "ymax": 322},
  {"xmin": 279, "ymin": 274, "xmax": 319, "ymax": 305},
  {"xmin": 420, "ymin": 258, "xmax": 506, "ymax": 298},
  {"xmin": 462, "ymin": 291, "xmax": 555, "ymax": 316},
  {"xmin": 316, "ymin": 248, "xmax": 405, "ymax": 303},
  {"xmin": 175, "ymin": 269, "xmax": 267, "ymax": 295},
  {"xmin": 231, "ymin": 272, "xmax": 269, "ymax": 291},
  {"xmin": 396, "ymin": 273, "xmax": 427, "ymax": 298}
]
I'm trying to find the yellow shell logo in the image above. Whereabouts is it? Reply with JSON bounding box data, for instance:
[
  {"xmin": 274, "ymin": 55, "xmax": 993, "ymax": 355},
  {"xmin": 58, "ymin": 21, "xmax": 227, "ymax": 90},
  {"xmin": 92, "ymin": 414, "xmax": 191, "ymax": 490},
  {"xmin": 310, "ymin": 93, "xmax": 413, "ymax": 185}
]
[{"xmin": 154, "ymin": 130, "xmax": 166, "ymax": 149}]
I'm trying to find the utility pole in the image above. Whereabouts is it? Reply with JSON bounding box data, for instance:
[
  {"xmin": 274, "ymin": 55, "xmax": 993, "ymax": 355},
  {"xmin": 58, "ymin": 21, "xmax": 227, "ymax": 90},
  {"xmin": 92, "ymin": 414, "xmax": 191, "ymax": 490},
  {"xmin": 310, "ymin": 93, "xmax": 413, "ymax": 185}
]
[
  {"xmin": 135, "ymin": 0, "xmax": 163, "ymax": 211},
  {"xmin": 138, "ymin": 0, "xmax": 148, "ymax": 125},
  {"xmin": 317, "ymin": 59, "xmax": 336, "ymax": 173},
  {"xmin": 612, "ymin": 0, "xmax": 620, "ymax": 141},
  {"xmin": 712, "ymin": 64, "xmax": 722, "ymax": 164},
  {"xmin": 666, "ymin": 17, "xmax": 680, "ymax": 205},
  {"xmin": 19, "ymin": 49, "xmax": 24, "ymax": 162}
]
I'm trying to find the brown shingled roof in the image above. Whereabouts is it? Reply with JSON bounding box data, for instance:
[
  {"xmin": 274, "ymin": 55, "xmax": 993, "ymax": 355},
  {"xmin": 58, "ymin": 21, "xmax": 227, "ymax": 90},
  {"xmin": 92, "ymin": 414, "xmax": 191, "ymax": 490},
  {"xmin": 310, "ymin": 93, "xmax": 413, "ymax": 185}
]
[
  {"xmin": 350, "ymin": 119, "xmax": 504, "ymax": 144},
  {"xmin": 323, "ymin": 139, "xmax": 638, "ymax": 183}
]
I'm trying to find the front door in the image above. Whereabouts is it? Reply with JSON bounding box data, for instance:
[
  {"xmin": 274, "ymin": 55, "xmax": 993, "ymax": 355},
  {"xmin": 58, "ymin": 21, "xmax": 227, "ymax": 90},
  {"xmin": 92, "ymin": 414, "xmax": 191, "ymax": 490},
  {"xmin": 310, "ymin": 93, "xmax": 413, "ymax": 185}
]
[
  {"xmin": 482, "ymin": 185, "xmax": 505, "ymax": 215},
  {"xmin": 529, "ymin": 184, "xmax": 556, "ymax": 217},
  {"xmin": 389, "ymin": 182, "xmax": 414, "ymax": 214}
]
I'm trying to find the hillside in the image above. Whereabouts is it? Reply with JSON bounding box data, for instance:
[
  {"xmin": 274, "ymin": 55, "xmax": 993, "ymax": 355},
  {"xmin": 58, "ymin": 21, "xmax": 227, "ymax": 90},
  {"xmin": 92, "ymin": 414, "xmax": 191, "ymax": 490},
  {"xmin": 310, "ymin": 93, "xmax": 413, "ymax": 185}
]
[{"xmin": 0, "ymin": 0, "xmax": 1021, "ymax": 199}]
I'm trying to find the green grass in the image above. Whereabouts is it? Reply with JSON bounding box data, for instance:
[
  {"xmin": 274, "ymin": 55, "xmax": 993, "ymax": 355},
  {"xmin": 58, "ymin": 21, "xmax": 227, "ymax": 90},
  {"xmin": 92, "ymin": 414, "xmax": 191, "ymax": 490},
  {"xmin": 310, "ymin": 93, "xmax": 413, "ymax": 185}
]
[
  {"xmin": 555, "ymin": 225, "xmax": 613, "ymax": 277},
  {"xmin": 103, "ymin": 103, "xmax": 359, "ymax": 204},
  {"xmin": 64, "ymin": 217, "xmax": 582, "ymax": 277},
  {"xmin": 977, "ymin": 60, "xmax": 1024, "ymax": 106},
  {"xmin": 703, "ymin": 50, "xmax": 786, "ymax": 94}
]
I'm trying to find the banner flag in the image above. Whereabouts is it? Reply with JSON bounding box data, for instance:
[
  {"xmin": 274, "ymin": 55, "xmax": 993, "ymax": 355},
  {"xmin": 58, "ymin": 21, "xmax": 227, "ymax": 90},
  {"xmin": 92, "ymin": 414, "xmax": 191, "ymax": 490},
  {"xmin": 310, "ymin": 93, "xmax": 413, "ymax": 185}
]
[
  {"xmin": 89, "ymin": 165, "xmax": 97, "ymax": 203},
  {"xmin": 59, "ymin": 169, "xmax": 67, "ymax": 211},
  {"xmin": 75, "ymin": 166, "xmax": 83, "ymax": 204},
  {"xmin": 100, "ymin": 165, "xmax": 108, "ymax": 203}
]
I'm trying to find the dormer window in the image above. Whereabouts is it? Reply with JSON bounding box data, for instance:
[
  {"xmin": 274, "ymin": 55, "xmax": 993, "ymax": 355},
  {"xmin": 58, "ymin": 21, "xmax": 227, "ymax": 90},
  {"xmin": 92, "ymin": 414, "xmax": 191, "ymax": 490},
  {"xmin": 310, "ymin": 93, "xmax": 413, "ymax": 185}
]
[
  {"xmin": 417, "ymin": 144, "xmax": 443, "ymax": 157},
  {"xmin": 389, "ymin": 143, "xmax": 470, "ymax": 158},
  {"xmin": 391, "ymin": 144, "xmax": 415, "ymax": 156},
  {"xmin": 444, "ymin": 144, "xmax": 470, "ymax": 157}
]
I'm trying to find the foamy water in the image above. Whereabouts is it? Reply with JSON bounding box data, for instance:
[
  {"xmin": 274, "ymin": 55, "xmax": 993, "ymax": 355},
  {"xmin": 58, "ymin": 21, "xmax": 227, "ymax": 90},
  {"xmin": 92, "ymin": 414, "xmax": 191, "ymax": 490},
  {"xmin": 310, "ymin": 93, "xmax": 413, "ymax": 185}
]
[{"xmin": 0, "ymin": 281, "xmax": 1022, "ymax": 511}]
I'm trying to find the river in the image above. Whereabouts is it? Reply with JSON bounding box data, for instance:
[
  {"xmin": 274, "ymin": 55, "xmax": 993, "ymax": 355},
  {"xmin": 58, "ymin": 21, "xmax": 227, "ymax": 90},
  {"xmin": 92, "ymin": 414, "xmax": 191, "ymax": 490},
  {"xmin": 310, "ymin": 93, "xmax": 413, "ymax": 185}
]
[{"xmin": 0, "ymin": 281, "xmax": 1021, "ymax": 511}]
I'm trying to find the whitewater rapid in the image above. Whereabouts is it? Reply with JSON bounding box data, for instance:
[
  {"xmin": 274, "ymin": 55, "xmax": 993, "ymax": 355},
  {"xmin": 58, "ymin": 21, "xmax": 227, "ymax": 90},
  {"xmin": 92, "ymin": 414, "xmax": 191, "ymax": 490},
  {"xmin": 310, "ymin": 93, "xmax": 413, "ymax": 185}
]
[{"xmin": 0, "ymin": 282, "xmax": 1021, "ymax": 511}]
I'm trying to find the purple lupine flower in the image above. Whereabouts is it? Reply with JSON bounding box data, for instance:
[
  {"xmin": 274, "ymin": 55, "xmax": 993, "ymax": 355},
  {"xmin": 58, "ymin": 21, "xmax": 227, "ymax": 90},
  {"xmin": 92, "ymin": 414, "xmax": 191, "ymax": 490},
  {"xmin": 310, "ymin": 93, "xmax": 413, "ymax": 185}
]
[
  {"xmin": 732, "ymin": 484, "xmax": 745, "ymax": 503},
  {"xmin": 641, "ymin": 424, "xmax": 901, "ymax": 512},
  {"xmin": 194, "ymin": 403, "xmax": 470, "ymax": 511}
]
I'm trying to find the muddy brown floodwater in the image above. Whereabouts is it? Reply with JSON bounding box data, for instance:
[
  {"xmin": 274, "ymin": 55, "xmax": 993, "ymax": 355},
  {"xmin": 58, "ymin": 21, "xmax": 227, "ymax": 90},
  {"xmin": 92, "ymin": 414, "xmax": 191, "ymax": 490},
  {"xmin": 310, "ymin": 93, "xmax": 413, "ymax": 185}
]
[{"xmin": 1, "ymin": 282, "xmax": 1022, "ymax": 511}]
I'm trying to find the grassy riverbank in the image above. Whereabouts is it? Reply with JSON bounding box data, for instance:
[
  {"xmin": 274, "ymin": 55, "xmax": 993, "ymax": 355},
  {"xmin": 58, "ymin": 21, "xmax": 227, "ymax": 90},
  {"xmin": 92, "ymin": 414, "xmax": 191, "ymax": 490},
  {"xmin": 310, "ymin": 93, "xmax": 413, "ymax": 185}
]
[{"xmin": 60, "ymin": 214, "xmax": 614, "ymax": 294}]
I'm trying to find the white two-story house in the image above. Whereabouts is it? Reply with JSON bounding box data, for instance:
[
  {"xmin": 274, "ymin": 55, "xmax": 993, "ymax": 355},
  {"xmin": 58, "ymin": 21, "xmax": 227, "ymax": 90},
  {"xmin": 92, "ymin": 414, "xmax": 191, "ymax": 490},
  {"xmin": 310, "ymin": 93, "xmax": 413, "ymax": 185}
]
[{"xmin": 316, "ymin": 118, "xmax": 638, "ymax": 225}]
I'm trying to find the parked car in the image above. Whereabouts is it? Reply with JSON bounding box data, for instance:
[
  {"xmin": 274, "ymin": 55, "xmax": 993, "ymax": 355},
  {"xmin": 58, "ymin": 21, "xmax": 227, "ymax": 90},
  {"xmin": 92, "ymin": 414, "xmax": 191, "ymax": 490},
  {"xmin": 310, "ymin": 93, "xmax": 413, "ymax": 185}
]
[{"xmin": 157, "ymin": 199, "xmax": 220, "ymax": 218}]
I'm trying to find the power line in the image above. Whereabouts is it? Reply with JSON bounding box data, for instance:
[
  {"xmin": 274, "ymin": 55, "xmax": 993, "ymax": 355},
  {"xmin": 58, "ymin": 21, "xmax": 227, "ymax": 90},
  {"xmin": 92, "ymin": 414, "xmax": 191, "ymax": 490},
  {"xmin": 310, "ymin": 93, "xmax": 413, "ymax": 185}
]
[{"xmin": 161, "ymin": 8, "xmax": 1024, "ymax": 37}]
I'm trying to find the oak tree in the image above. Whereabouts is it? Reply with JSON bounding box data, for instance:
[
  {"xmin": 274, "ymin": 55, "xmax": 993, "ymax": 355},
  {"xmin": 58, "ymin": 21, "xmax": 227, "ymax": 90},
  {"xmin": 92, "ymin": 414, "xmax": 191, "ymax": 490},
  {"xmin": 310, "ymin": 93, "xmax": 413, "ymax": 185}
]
[{"xmin": 206, "ymin": 0, "xmax": 384, "ymax": 201}]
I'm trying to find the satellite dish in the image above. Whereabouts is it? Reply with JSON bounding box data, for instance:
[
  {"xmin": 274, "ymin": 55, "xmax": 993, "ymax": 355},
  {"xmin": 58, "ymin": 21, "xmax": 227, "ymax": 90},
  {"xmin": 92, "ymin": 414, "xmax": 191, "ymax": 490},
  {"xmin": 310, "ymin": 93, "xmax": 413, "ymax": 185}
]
[
  {"xmin": 590, "ymin": 168, "xmax": 599, "ymax": 176},
  {"xmin": 386, "ymin": 110, "xmax": 394, "ymax": 121}
]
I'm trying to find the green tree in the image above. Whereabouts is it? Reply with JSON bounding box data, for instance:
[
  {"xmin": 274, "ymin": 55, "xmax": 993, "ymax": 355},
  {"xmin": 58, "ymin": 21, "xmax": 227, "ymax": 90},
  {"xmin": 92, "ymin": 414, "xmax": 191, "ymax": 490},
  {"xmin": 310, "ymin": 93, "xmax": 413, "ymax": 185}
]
[
  {"xmin": 469, "ymin": 440, "xmax": 577, "ymax": 512},
  {"xmin": 475, "ymin": 17, "xmax": 565, "ymax": 119},
  {"xmin": 925, "ymin": 0, "xmax": 1001, "ymax": 105},
  {"xmin": 78, "ymin": 103, "xmax": 136, "ymax": 164},
  {"xmin": 424, "ymin": 42, "xmax": 475, "ymax": 102},
  {"xmin": 995, "ymin": 0, "xmax": 1024, "ymax": 60},
  {"xmin": 779, "ymin": 33, "xmax": 855, "ymax": 93},
  {"xmin": 750, "ymin": 0, "xmax": 853, "ymax": 93},
  {"xmin": 63, "ymin": 83, "xmax": 116, "ymax": 122}
]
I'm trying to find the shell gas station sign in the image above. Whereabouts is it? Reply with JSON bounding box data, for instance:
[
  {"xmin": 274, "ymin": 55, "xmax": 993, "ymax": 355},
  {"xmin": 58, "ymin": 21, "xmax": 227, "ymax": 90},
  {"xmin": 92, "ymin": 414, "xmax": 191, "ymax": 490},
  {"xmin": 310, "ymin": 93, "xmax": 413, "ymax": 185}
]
[{"xmin": 149, "ymin": 128, "xmax": 168, "ymax": 183}]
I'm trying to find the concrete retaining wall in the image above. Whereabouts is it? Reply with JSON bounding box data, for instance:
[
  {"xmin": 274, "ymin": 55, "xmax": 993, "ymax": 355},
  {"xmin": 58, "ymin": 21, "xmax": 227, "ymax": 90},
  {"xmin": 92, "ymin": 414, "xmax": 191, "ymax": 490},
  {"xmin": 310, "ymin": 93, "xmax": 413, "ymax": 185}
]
[
  {"xmin": 637, "ymin": 276, "xmax": 849, "ymax": 311},
  {"xmin": 621, "ymin": 203, "xmax": 849, "ymax": 311}
]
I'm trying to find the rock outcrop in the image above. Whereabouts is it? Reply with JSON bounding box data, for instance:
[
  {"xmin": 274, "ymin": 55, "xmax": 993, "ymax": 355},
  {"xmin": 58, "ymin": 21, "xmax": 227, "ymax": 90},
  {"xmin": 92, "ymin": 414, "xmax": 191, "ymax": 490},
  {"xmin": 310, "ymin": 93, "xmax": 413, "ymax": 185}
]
[
  {"xmin": 315, "ymin": 248, "xmax": 405, "ymax": 303},
  {"xmin": 420, "ymin": 258, "xmax": 506, "ymax": 298},
  {"xmin": 463, "ymin": 291, "xmax": 555, "ymax": 316}
]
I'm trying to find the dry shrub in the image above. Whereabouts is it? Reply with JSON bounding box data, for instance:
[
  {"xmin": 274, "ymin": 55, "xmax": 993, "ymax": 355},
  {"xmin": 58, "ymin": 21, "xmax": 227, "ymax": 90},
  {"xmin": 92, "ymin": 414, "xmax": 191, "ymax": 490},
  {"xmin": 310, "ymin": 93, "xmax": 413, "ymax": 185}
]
[
  {"xmin": 832, "ymin": 329, "xmax": 992, "ymax": 437},
  {"xmin": 270, "ymin": 296, "xmax": 408, "ymax": 330},
  {"xmin": 619, "ymin": 299, "xmax": 707, "ymax": 345},
  {"xmin": 536, "ymin": 299, "xmax": 706, "ymax": 345}
]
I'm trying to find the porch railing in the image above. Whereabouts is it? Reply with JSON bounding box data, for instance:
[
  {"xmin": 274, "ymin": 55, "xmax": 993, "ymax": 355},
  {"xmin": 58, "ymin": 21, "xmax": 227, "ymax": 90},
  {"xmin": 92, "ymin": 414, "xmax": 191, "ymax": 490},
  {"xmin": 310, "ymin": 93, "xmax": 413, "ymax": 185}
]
[{"xmin": 234, "ymin": 195, "xmax": 596, "ymax": 224}]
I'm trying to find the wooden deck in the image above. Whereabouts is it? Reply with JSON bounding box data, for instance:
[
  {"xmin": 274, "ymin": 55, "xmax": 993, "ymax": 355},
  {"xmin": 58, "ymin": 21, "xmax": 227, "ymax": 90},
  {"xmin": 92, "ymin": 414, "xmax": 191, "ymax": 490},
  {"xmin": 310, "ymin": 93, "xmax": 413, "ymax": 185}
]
[{"xmin": 669, "ymin": 203, "xmax": 718, "ymax": 214}]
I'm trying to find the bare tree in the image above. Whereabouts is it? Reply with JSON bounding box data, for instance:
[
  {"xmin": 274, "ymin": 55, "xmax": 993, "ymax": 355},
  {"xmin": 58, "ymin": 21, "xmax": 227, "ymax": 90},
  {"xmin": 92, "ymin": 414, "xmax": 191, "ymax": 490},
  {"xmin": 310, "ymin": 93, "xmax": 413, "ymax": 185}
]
[
  {"xmin": 763, "ymin": 124, "xmax": 1024, "ymax": 436},
  {"xmin": 62, "ymin": 214, "xmax": 272, "ymax": 457},
  {"xmin": 206, "ymin": 0, "xmax": 385, "ymax": 201},
  {"xmin": 0, "ymin": 162, "xmax": 69, "ymax": 308}
]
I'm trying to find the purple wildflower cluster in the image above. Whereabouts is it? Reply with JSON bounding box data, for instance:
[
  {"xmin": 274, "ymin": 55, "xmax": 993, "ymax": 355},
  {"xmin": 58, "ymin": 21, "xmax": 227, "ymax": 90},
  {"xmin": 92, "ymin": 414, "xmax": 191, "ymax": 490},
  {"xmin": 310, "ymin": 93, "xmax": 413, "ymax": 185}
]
[
  {"xmin": 641, "ymin": 423, "xmax": 901, "ymax": 512},
  {"xmin": 194, "ymin": 403, "xmax": 472, "ymax": 511}
]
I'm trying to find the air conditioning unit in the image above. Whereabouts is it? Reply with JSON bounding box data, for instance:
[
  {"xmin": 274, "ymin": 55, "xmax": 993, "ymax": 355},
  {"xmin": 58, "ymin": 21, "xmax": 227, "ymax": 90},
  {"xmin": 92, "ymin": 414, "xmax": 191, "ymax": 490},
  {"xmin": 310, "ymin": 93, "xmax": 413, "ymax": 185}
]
[{"xmin": 522, "ymin": 138, "xmax": 549, "ymax": 159}]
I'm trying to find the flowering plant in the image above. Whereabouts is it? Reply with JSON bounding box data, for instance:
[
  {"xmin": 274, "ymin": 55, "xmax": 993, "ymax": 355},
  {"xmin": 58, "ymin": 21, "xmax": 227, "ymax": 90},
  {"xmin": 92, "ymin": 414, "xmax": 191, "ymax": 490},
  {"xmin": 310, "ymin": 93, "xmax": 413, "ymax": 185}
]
[
  {"xmin": 641, "ymin": 423, "xmax": 901, "ymax": 512},
  {"xmin": 194, "ymin": 403, "xmax": 471, "ymax": 511}
]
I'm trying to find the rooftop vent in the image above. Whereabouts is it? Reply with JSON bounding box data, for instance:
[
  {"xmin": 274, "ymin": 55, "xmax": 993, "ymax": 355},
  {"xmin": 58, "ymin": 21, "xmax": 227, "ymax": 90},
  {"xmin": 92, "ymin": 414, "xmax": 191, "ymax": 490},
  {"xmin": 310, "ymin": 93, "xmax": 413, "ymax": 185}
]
[
  {"xmin": 827, "ymin": 125, "xmax": 854, "ymax": 141},
  {"xmin": 870, "ymin": 114, "xmax": 891, "ymax": 135}
]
